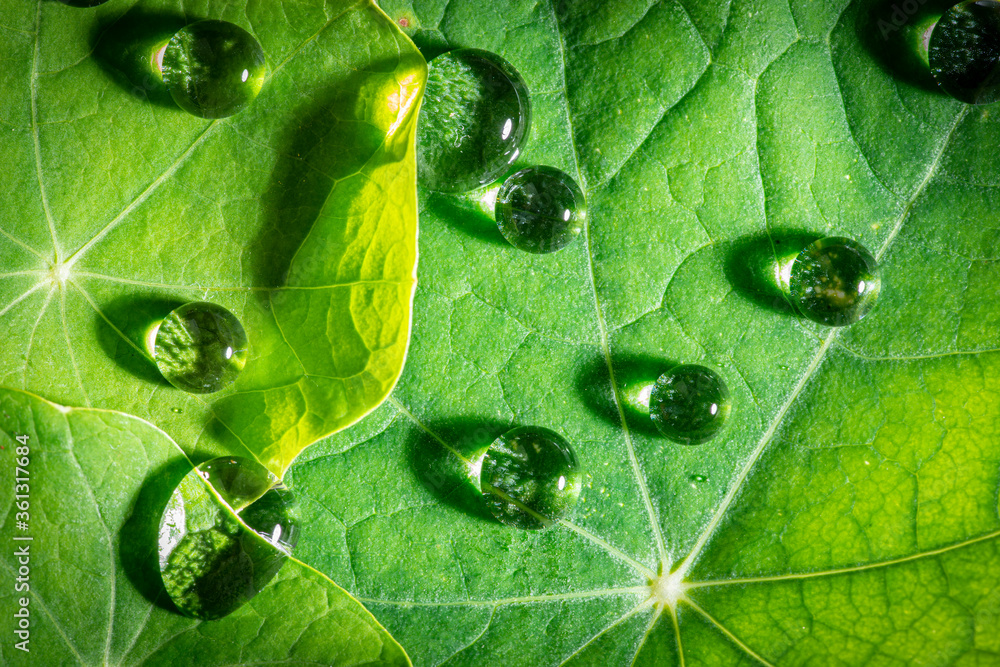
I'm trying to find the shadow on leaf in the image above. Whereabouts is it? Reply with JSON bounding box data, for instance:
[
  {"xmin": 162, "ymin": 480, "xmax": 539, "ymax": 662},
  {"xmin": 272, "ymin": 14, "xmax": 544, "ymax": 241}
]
[
  {"xmin": 426, "ymin": 192, "xmax": 508, "ymax": 247},
  {"xmin": 724, "ymin": 230, "xmax": 819, "ymax": 316},
  {"xmin": 93, "ymin": 8, "xmax": 187, "ymax": 110},
  {"xmin": 577, "ymin": 353, "xmax": 678, "ymax": 438},
  {"xmin": 407, "ymin": 417, "xmax": 511, "ymax": 524},
  {"xmin": 250, "ymin": 68, "xmax": 397, "ymax": 291},
  {"xmin": 92, "ymin": 292, "xmax": 184, "ymax": 385},
  {"xmin": 856, "ymin": 0, "xmax": 953, "ymax": 93},
  {"xmin": 120, "ymin": 456, "xmax": 193, "ymax": 614}
]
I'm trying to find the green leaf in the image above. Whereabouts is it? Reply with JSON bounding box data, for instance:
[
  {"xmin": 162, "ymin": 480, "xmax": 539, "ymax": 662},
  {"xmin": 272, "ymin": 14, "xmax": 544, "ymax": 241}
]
[
  {"xmin": 0, "ymin": 388, "xmax": 409, "ymax": 665},
  {"xmin": 284, "ymin": 0, "xmax": 1000, "ymax": 664},
  {"xmin": 0, "ymin": 0, "xmax": 425, "ymax": 477}
]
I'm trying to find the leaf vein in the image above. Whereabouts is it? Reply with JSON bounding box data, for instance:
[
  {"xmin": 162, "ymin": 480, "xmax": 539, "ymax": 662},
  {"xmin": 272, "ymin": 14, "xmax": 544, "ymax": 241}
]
[
  {"xmin": 684, "ymin": 599, "xmax": 774, "ymax": 666},
  {"xmin": 690, "ymin": 529, "xmax": 1000, "ymax": 588},
  {"xmin": 550, "ymin": 0, "xmax": 668, "ymax": 567},
  {"xmin": 558, "ymin": 600, "xmax": 653, "ymax": 666},
  {"xmin": 358, "ymin": 587, "xmax": 647, "ymax": 608},
  {"xmin": 676, "ymin": 90, "xmax": 970, "ymax": 581},
  {"xmin": 30, "ymin": 0, "xmax": 59, "ymax": 261},
  {"xmin": 629, "ymin": 605, "xmax": 662, "ymax": 667}
]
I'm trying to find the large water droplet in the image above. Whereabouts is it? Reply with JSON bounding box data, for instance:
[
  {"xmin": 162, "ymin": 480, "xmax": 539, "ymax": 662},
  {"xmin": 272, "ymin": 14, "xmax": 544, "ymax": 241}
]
[
  {"xmin": 788, "ymin": 237, "xmax": 881, "ymax": 326},
  {"xmin": 496, "ymin": 166, "xmax": 586, "ymax": 253},
  {"xmin": 153, "ymin": 302, "xmax": 248, "ymax": 394},
  {"xmin": 929, "ymin": 0, "xmax": 1000, "ymax": 104},
  {"xmin": 479, "ymin": 426, "xmax": 582, "ymax": 530},
  {"xmin": 650, "ymin": 365, "xmax": 731, "ymax": 445},
  {"xmin": 417, "ymin": 49, "xmax": 531, "ymax": 193},
  {"xmin": 158, "ymin": 457, "xmax": 299, "ymax": 620},
  {"xmin": 159, "ymin": 20, "xmax": 266, "ymax": 118}
]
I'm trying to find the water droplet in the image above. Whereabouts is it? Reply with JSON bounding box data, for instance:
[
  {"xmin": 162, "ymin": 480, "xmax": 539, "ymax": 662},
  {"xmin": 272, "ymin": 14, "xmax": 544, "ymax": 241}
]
[
  {"xmin": 417, "ymin": 49, "xmax": 531, "ymax": 192},
  {"xmin": 159, "ymin": 20, "xmax": 266, "ymax": 118},
  {"xmin": 690, "ymin": 474, "xmax": 708, "ymax": 483},
  {"xmin": 57, "ymin": 0, "xmax": 110, "ymax": 6},
  {"xmin": 650, "ymin": 365, "xmax": 731, "ymax": 445},
  {"xmin": 158, "ymin": 457, "xmax": 299, "ymax": 620},
  {"xmin": 479, "ymin": 426, "xmax": 582, "ymax": 530},
  {"xmin": 171, "ymin": 407, "xmax": 183, "ymax": 414},
  {"xmin": 153, "ymin": 302, "xmax": 249, "ymax": 394},
  {"xmin": 495, "ymin": 166, "xmax": 586, "ymax": 254},
  {"xmin": 929, "ymin": 0, "xmax": 1000, "ymax": 104},
  {"xmin": 788, "ymin": 237, "xmax": 881, "ymax": 327}
]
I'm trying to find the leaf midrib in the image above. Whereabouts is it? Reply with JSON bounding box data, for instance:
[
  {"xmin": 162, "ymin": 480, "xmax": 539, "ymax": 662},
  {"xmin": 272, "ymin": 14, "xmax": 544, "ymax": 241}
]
[{"xmin": 547, "ymin": 0, "xmax": 670, "ymax": 573}]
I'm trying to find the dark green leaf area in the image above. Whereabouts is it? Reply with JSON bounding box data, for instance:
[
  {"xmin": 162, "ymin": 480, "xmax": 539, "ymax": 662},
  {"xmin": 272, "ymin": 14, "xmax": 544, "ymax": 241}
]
[
  {"xmin": 153, "ymin": 301, "xmax": 249, "ymax": 394},
  {"xmin": 649, "ymin": 365, "xmax": 731, "ymax": 445},
  {"xmin": 481, "ymin": 426, "xmax": 583, "ymax": 530},
  {"xmin": 56, "ymin": 0, "xmax": 109, "ymax": 6},
  {"xmin": 158, "ymin": 457, "xmax": 296, "ymax": 620},
  {"xmin": 160, "ymin": 20, "xmax": 267, "ymax": 119},
  {"xmin": 496, "ymin": 165, "xmax": 586, "ymax": 254},
  {"xmin": 417, "ymin": 48, "xmax": 530, "ymax": 192},
  {"xmin": 788, "ymin": 237, "xmax": 881, "ymax": 327},
  {"xmin": 929, "ymin": 0, "xmax": 1000, "ymax": 104}
]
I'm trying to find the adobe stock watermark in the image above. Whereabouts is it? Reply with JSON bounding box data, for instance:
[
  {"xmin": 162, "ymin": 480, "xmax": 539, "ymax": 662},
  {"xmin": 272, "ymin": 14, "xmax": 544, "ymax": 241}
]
[
  {"xmin": 10, "ymin": 433, "xmax": 33, "ymax": 653},
  {"xmin": 877, "ymin": 0, "xmax": 933, "ymax": 39}
]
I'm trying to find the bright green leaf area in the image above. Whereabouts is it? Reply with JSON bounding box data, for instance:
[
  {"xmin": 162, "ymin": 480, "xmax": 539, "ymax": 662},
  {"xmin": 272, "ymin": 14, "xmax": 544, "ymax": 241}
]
[
  {"xmin": 281, "ymin": 0, "xmax": 1000, "ymax": 664},
  {"xmin": 0, "ymin": 388, "xmax": 408, "ymax": 665},
  {"xmin": 0, "ymin": 0, "xmax": 425, "ymax": 478}
]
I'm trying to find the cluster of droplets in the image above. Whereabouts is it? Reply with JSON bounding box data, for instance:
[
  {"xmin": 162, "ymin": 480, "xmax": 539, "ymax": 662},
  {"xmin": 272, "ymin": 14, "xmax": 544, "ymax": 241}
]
[
  {"xmin": 413, "ymin": 48, "xmax": 593, "ymax": 527},
  {"xmin": 414, "ymin": 43, "xmax": 896, "ymax": 529},
  {"xmin": 417, "ymin": 49, "xmax": 586, "ymax": 254},
  {"xmin": 58, "ymin": 2, "xmax": 898, "ymax": 615},
  {"xmin": 59, "ymin": 3, "xmax": 283, "ymax": 623}
]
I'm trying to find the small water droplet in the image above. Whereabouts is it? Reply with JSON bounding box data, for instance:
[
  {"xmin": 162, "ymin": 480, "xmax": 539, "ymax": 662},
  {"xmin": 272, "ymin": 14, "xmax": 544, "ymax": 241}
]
[
  {"xmin": 158, "ymin": 456, "xmax": 299, "ymax": 620},
  {"xmin": 57, "ymin": 0, "xmax": 109, "ymax": 6},
  {"xmin": 788, "ymin": 237, "xmax": 881, "ymax": 327},
  {"xmin": 930, "ymin": 0, "xmax": 1000, "ymax": 104},
  {"xmin": 479, "ymin": 426, "xmax": 582, "ymax": 530},
  {"xmin": 650, "ymin": 365, "xmax": 731, "ymax": 445},
  {"xmin": 159, "ymin": 20, "xmax": 266, "ymax": 118},
  {"xmin": 690, "ymin": 474, "xmax": 708, "ymax": 483},
  {"xmin": 495, "ymin": 166, "xmax": 586, "ymax": 253},
  {"xmin": 171, "ymin": 407, "xmax": 183, "ymax": 414},
  {"xmin": 417, "ymin": 49, "xmax": 531, "ymax": 192},
  {"xmin": 154, "ymin": 302, "xmax": 249, "ymax": 394}
]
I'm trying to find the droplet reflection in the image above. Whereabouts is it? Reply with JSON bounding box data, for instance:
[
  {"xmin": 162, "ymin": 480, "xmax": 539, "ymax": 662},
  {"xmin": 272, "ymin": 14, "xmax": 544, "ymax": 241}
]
[{"xmin": 478, "ymin": 426, "xmax": 582, "ymax": 530}]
